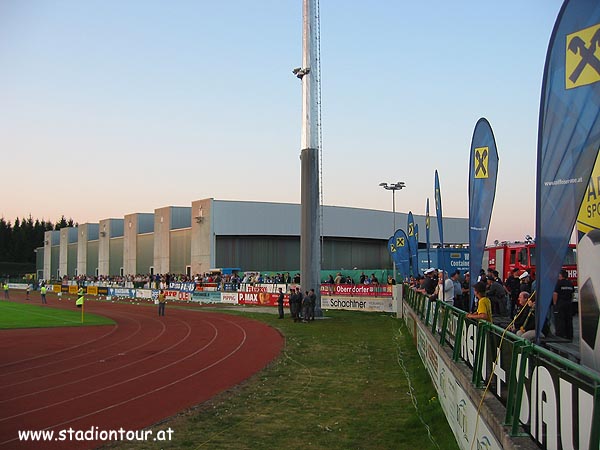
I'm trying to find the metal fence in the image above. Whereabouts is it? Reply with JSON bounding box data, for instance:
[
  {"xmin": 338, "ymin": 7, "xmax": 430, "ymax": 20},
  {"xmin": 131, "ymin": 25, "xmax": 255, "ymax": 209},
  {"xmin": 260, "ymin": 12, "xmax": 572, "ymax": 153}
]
[{"xmin": 403, "ymin": 286, "xmax": 600, "ymax": 450}]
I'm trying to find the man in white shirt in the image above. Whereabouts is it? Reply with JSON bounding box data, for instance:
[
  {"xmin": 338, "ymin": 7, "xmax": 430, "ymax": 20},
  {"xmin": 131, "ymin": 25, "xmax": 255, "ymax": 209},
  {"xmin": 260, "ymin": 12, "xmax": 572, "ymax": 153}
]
[{"xmin": 437, "ymin": 270, "xmax": 455, "ymax": 305}]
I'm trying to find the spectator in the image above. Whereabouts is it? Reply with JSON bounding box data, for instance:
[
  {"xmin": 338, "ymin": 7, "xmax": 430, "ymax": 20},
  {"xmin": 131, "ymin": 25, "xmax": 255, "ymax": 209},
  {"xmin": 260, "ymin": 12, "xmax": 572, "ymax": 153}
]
[
  {"xmin": 519, "ymin": 271, "xmax": 532, "ymax": 294},
  {"xmin": 486, "ymin": 275, "xmax": 507, "ymax": 316},
  {"xmin": 461, "ymin": 272, "xmax": 471, "ymax": 312},
  {"xmin": 467, "ymin": 282, "xmax": 492, "ymax": 322},
  {"xmin": 451, "ymin": 271, "xmax": 462, "ymax": 310},
  {"xmin": 553, "ymin": 269, "xmax": 575, "ymax": 340},
  {"xmin": 505, "ymin": 268, "xmax": 521, "ymax": 318}
]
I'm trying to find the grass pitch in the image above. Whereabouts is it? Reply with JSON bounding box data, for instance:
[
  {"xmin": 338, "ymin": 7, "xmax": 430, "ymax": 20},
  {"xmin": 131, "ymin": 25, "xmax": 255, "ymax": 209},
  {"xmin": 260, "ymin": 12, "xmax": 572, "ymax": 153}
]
[
  {"xmin": 114, "ymin": 308, "xmax": 459, "ymax": 450},
  {"xmin": 0, "ymin": 300, "xmax": 115, "ymax": 329}
]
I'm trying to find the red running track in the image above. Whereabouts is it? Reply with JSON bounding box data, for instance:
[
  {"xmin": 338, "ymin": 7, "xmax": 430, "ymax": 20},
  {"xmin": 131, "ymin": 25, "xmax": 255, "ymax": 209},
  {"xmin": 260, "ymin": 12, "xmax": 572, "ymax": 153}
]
[{"xmin": 0, "ymin": 296, "xmax": 284, "ymax": 449}]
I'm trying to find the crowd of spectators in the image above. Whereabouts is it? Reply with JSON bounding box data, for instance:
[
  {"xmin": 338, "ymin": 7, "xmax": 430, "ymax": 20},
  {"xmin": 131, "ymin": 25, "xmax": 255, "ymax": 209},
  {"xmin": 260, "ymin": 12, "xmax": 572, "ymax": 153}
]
[{"xmin": 39, "ymin": 271, "xmax": 305, "ymax": 291}]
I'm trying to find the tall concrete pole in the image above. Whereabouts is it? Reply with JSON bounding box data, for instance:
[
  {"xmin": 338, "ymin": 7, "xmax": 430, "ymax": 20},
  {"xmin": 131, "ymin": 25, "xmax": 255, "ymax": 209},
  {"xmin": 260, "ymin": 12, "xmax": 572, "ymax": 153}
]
[{"xmin": 298, "ymin": 0, "xmax": 321, "ymax": 315}]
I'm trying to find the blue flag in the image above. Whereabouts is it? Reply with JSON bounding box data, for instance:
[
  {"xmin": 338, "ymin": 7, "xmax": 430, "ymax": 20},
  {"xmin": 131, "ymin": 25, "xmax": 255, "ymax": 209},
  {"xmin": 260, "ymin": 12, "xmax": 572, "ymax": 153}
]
[
  {"xmin": 434, "ymin": 171, "xmax": 445, "ymax": 274},
  {"xmin": 536, "ymin": 0, "xmax": 600, "ymax": 339},
  {"xmin": 426, "ymin": 198, "xmax": 431, "ymax": 268},
  {"xmin": 469, "ymin": 118, "xmax": 499, "ymax": 309},
  {"xmin": 414, "ymin": 223, "xmax": 419, "ymax": 272},
  {"xmin": 407, "ymin": 212, "xmax": 418, "ymax": 277},
  {"xmin": 389, "ymin": 229, "xmax": 410, "ymax": 281}
]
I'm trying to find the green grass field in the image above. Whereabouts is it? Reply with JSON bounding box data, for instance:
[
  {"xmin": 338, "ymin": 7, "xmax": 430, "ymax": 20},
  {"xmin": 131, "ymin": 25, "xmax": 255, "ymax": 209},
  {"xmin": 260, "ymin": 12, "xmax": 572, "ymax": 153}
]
[
  {"xmin": 0, "ymin": 300, "xmax": 115, "ymax": 329},
  {"xmin": 113, "ymin": 308, "xmax": 459, "ymax": 450}
]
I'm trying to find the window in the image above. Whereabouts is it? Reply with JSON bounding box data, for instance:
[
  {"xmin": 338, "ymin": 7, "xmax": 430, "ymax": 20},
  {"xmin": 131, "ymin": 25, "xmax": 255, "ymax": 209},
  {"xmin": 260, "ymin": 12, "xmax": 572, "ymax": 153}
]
[
  {"xmin": 519, "ymin": 248, "xmax": 529, "ymax": 266},
  {"xmin": 563, "ymin": 247, "xmax": 577, "ymax": 265}
]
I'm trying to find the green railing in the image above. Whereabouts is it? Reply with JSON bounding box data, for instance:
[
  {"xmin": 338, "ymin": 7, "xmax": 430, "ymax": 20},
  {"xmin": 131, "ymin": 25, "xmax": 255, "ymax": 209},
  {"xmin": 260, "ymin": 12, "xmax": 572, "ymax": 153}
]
[{"xmin": 403, "ymin": 285, "xmax": 600, "ymax": 450}]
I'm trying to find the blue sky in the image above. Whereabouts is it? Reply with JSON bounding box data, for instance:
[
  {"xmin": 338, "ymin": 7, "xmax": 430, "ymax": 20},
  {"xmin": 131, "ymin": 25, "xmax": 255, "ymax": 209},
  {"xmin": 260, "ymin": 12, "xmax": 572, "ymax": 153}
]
[{"xmin": 0, "ymin": 0, "xmax": 563, "ymax": 243}]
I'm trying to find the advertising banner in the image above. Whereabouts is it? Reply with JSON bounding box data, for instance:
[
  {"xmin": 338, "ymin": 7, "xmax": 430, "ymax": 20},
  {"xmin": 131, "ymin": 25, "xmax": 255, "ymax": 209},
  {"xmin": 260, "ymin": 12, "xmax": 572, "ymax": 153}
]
[
  {"xmin": 407, "ymin": 212, "xmax": 418, "ymax": 276},
  {"xmin": 414, "ymin": 223, "xmax": 419, "ymax": 268},
  {"xmin": 108, "ymin": 287, "xmax": 135, "ymax": 298},
  {"xmin": 135, "ymin": 289, "xmax": 153, "ymax": 299},
  {"xmin": 239, "ymin": 283, "xmax": 288, "ymax": 293},
  {"xmin": 434, "ymin": 170, "xmax": 445, "ymax": 273},
  {"xmin": 426, "ymin": 198, "xmax": 431, "ymax": 269},
  {"xmin": 168, "ymin": 281, "xmax": 196, "ymax": 293},
  {"xmin": 468, "ymin": 118, "xmax": 499, "ymax": 309},
  {"xmin": 320, "ymin": 284, "xmax": 391, "ymax": 297},
  {"xmin": 237, "ymin": 291, "xmax": 289, "ymax": 307},
  {"xmin": 191, "ymin": 291, "xmax": 222, "ymax": 303},
  {"xmin": 86, "ymin": 286, "xmax": 98, "ymax": 296},
  {"xmin": 577, "ymin": 152, "xmax": 600, "ymax": 371},
  {"xmin": 221, "ymin": 292, "xmax": 239, "ymax": 304},
  {"xmin": 390, "ymin": 229, "xmax": 410, "ymax": 280},
  {"xmin": 535, "ymin": 0, "xmax": 600, "ymax": 339},
  {"xmin": 165, "ymin": 290, "xmax": 191, "ymax": 301},
  {"xmin": 409, "ymin": 304, "xmax": 598, "ymax": 450},
  {"xmin": 321, "ymin": 296, "xmax": 393, "ymax": 312}
]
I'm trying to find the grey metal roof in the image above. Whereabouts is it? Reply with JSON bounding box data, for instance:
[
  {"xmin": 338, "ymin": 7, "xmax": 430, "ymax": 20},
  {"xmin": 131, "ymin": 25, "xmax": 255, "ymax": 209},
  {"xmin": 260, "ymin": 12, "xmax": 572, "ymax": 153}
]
[{"xmin": 212, "ymin": 200, "xmax": 467, "ymax": 244}]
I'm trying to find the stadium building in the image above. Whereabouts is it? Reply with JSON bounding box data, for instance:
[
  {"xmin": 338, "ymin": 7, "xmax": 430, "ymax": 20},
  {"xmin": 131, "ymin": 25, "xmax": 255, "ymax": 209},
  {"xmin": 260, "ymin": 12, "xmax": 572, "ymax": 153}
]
[{"xmin": 36, "ymin": 198, "xmax": 468, "ymax": 279}]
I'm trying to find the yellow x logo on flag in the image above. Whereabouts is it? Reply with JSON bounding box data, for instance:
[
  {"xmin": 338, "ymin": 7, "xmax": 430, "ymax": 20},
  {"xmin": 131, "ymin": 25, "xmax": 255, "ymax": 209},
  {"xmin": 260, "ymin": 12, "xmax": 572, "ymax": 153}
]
[
  {"xmin": 396, "ymin": 237, "xmax": 405, "ymax": 247},
  {"xmin": 566, "ymin": 23, "xmax": 600, "ymax": 89},
  {"xmin": 474, "ymin": 147, "xmax": 489, "ymax": 179}
]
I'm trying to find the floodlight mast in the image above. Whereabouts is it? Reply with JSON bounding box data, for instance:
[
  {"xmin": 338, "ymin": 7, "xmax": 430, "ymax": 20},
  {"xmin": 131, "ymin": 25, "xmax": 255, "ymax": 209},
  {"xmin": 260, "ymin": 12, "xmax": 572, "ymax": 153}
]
[
  {"xmin": 299, "ymin": 0, "xmax": 321, "ymax": 315},
  {"xmin": 380, "ymin": 182, "xmax": 406, "ymax": 283}
]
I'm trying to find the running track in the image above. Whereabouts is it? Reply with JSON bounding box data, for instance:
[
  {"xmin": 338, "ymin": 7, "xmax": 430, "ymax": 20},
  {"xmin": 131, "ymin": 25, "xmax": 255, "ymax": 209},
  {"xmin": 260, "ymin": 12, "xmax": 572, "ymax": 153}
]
[{"xmin": 0, "ymin": 294, "xmax": 284, "ymax": 449}]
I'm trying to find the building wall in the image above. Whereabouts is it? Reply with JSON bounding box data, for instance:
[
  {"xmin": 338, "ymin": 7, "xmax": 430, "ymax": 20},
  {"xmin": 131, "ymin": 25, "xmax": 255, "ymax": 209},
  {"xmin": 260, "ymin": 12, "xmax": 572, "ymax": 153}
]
[
  {"xmin": 98, "ymin": 219, "xmax": 124, "ymax": 276},
  {"xmin": 109, "ymin": 237, "xmax": 123, "ymax": 276},
  {"xmin": 98, "ymin": 220, "xmax": 110, "ymax": 276},
  {"xmin": 87, "ymin": 241, "xmax": 98, "ymax": 276},
  {"xmin": 67, "ymin": 243, "xmax": 77, "ymax": 276},
  {"xmin": 36, "ymin": 200, "xmax": 470, "ymax": 278},
  {"xmin": 59, "ymin": 228, "xmax": 69, "ymax": 278},
  {"xmin": 43, "ymin": 230, "xmax": 59, "ymax": 280},
  {"xmin": 170, "ymin": 229, "xmax": 191, "ymax": 274},
  {"xmin": 51, "ymin": 246, "xmax": 60, "ymax": 279},
  {"xmin": 153, "ymin": 207, "xmax": 171, "ymax": 275},
  {"xmin": 215, "ymin": 236, "xmax": 391, "ymax": 272},
  {"xmin": 123, "ymin": 214, "xmax": 138, "ymax": 276},
  {"xmin": 76, "ymin": 224, "xmax": 99, "ymax": 276},
  {"xmin": 191, "ymin": 199, "xmax": 213, "ymax": 275},
  {"xmin": 137, "ymin": 233, "xmax": 154, "ymax": 274}
]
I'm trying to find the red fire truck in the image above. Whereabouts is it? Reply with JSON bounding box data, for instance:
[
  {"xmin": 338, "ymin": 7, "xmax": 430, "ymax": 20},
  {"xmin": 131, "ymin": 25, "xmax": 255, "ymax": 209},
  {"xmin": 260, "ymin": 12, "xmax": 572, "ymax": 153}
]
[{"xmin": 482, "ymin": 241, "xmax": 577, "ymax": 284}]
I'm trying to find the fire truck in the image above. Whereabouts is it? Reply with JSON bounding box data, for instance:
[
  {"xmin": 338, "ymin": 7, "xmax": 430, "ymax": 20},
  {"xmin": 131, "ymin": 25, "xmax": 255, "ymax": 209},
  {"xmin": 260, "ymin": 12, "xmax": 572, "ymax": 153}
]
[{"xmin": 482, "ymin": 241, "xmax": 577, "ymax": 284}]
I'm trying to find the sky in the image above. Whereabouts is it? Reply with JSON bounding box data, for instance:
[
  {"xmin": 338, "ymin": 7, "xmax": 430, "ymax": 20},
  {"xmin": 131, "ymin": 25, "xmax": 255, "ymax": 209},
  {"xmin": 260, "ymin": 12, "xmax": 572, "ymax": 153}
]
[{"xmin": 0, "ymin": 0, "xmax": 564, "ymax": 244}]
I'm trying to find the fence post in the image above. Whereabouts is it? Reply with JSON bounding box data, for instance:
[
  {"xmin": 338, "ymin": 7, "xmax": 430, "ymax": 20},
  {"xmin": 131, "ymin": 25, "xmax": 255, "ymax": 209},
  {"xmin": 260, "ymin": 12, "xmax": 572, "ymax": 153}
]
[
  {"xmin": 504, "ymin": 341, "xmax": 531, "ymax": 436},
  {"xmin": 431, "ymin": 300, "xmax": 440, "ymax": 335},
  {"xmin": 472, "ymin": 321, "xmax": 488, "ymax": 388},
  {"xmin": 439, "ymin": 303, "xmax": 450, "ymax": 346},
  {"xmin": 452, "ymin": 311, "xmax": 465, "ymax": 362}
]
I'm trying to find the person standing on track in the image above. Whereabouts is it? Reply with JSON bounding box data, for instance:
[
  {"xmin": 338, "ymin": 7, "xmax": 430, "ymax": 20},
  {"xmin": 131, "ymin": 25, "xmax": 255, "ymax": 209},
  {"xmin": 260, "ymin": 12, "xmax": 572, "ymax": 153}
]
[
  {"xmin": 40, "ymin": 284, "xmax": 47, "ymax": 304},
  {"xmin": 3, "ymin": 282, "xmax": 8, "ymax": 299},
  {"xmin": 158, "ymin": 289, "xmax": 166, "ymax": 316}
]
